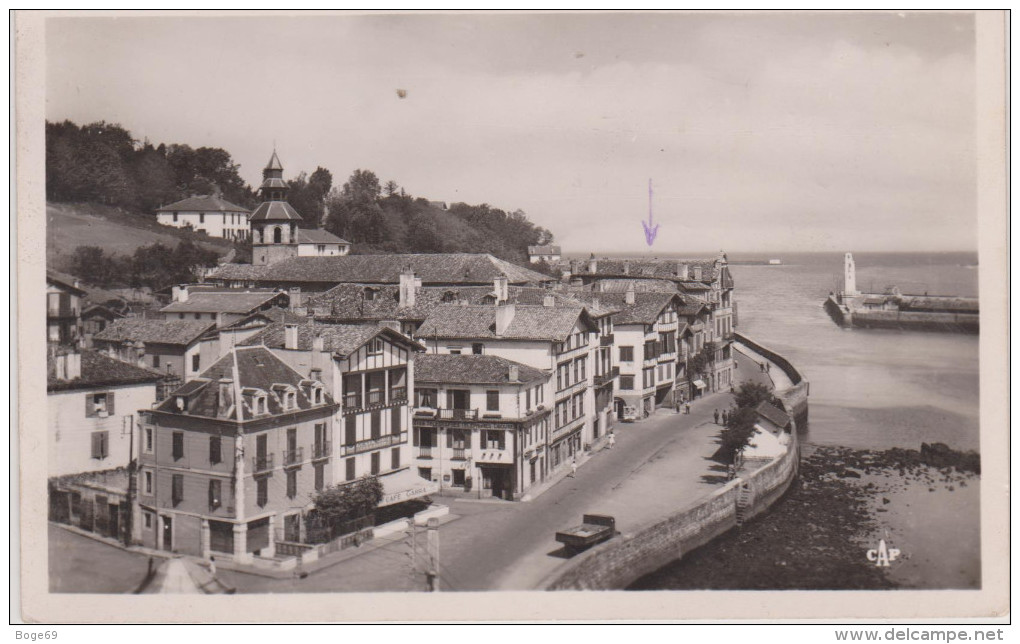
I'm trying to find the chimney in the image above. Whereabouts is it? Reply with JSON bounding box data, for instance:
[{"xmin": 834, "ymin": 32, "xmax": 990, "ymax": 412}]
[
  {"xmin": 588, "ymin": 257, "xmax": 598, "ymax": 273},
  {"xmin": 493, "ymin": 276, "xmax": 509, "ymax": 304},
  {"xmin": 625, "ymin": 286, "xmax": 636, "ymax": 305},
  {"xmin": 73, "ymin": 278, "xmax": 81, "ymax": 289},
  {"xmin": 508, "ymin": 364, "xmax": 520, "ymax": 382},
  {"xmin": 313, "ymin": 334, "xmax": 325, "ymax": 352},
  {"xmin": 693, "ymin": 266, "xmax": 703, "ymax": 281},
  {"xmin": 284, "ymin": 323, "xmax": 299, "ymax": 350},
  {"xmin": 679, "ymin": 263, "xmax": 689, "ymax": 280},
  {"xmin": 172, "ymin": 284, "xmax": 189, "ymax": 303},
  {"xmin": 543, "ymin": 294, "xmax": 556, "ymax": 307},
  {"xmin": 288, "ymin": 287, "xmax": 303, "ymax": 309},
  {"xmin": 623, "ymin": 260, "xmax": 630, "ymax": 275},
  {"xmin": 59, "ymin": 351, "xmax": 81, "ymax": 381},
  {"xmin": 217, "ymin": 378, "xmax": 233, "ymax": 417},
  {"xmin": 494, "ymin": 303, "xmax": 516, "ymax": 336},
  {"xmin": 399, "ymin": 267, "xmax": 416, "ymax": 308}
]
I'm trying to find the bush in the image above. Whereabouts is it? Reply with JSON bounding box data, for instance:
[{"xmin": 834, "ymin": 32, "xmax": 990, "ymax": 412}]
[{"xmin": 305, "ymin": 476, "xmax": 383, "ymax": 543}]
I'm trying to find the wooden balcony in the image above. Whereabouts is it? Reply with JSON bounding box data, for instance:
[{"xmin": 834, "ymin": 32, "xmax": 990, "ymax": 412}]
[
  {"xmin": 338, "ymin": 431, "xmax": 408, "ymax": 457},
  {"xmin": 251, "ymin": 454, "xmax": 274, "ymax": 474},
  {"xmin": 438, "ymin": 408, "xmax": 478, "ymax": 421},
  {"xmin": 599, "ymin": 333, "xmax": 615, "ymax": 346}
]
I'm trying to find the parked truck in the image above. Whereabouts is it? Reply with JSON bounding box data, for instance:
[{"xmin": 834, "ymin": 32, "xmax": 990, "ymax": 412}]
[{"xmin": 555, "ymin": 514, "xmax": 617, "ymax": 555}]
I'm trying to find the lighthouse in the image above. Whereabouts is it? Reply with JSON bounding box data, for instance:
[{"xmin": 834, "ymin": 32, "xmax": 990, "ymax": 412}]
[{"xmin": 844, "ymin": 252, "xmax": 859, "ymax": 297}]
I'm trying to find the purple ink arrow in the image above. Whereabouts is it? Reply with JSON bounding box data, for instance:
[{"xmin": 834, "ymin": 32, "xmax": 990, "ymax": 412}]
[{"xmin": 642, "ymin": 178, "xmax": 660, "ymax": 246}]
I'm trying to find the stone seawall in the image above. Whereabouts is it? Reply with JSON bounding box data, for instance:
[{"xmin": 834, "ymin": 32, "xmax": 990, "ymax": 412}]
[
  {"xmin": 734, "ymin": 331, "xmax": 809, "ymax": 425},
  {"xmin": 539, "ymin": 335, "xmax": 805, "ymax": 591}
]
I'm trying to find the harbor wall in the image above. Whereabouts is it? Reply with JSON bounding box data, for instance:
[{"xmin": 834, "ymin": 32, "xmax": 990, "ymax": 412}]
[
  {"xmin": 733, "ymin": 332, "xmax": 809, "ymax": 425},
  {"xmin": 823, "ymin": 294, "xmax": 978, "ymax": 333},
  {"xmin": 539, "ymin": 335, "xmax": 805, "ymax": 591}
]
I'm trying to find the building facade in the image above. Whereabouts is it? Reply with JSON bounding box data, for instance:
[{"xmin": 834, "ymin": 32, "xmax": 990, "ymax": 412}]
[
  {"xmin": 412, "ymin": 354, "xmax": 552, "ymax": 500},
  {"xmin": 47, "ymin": 271, "xmax": 86, "ymax": 346},
  {"xmin": 155, "ymin": 195, "xmax": 251, "ymax": 240},
  {"xmin": 296, "ymin": 228, "xmax": 351, "ymax": 257},
  {"xmin": 94, "ymin": 318, "xmax": 216, "ymax": 385},
  {"xmin": 250, "ymin": 151, "xmax": 305, "ymax": 266}
]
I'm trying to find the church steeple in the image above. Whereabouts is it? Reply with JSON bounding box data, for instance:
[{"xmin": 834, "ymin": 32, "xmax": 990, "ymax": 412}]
[{"xmin": 260, "ymin": 150, "xmax": 288, "ymax": 201}]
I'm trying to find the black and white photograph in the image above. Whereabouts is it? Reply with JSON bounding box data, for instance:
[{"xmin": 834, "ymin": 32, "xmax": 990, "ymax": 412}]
[{"xmin": 14, "ymin": 9, "xmax": 1008, "ymax": 624}]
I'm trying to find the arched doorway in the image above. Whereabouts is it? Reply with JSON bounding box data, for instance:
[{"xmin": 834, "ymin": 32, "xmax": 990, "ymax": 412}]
[{"xmin": 273, "ymin": 227, "xmax": 282, "ymax": 243}]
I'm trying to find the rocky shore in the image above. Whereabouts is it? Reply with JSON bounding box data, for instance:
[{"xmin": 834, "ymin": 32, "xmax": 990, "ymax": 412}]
[{"xmin": 629, "ymin": 443, "xmax": 980, "ymax": 590}]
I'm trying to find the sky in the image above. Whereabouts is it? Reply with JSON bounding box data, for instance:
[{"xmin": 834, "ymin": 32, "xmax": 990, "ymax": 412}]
[{"xmin": 45, "ymin": 12, "xmax": 978, "ymax": 254}]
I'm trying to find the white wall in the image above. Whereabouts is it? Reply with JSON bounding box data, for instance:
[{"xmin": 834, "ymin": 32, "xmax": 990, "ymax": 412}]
[
  {"xmin": 297, "ymin": 243, "xmax": 350, "ymax": 257},
  {"xmin": 426, "ymin": 339, "xmax": 553, "ymax": 371},
  {"xmin": 156, "ymin": 210, "xmax": 250, "ymax": 240},
  {"xmin": 48, "ymin": 383, "xmax": 157, "ymax": 477}
]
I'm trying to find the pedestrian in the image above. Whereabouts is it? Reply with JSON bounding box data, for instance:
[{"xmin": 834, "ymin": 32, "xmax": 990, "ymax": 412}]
[
  {"xmin": 767, "ymin": 363, "xmax": 771, "ymax": 373},
  {"xmin": 674, "ymin": 399, "xmax": 681, "ymax": 414},
  {"xmin": 760, "ymin": 362, "xmax": 765, "ymax": 372},
  {"xmin": 569, "ymin": 458, "xmax": 578, "ymax": 478},
  {"xmin": 722, "ymin": 410, "xmax": 728, "ymax": 425},
  {"xmin": 608, "ymin": 432, "xmax": 616, "ymax": 450},
  {"xmin": 208, "ymin": 555, "xmax": 216, "ymax": 578},
  {"xmin": 685, "ymin": 402, "xmax": 691, "ymax": 415},
  {"xmin": 713, "ymin": 409, "xmax": 720, "ymax": 424}
]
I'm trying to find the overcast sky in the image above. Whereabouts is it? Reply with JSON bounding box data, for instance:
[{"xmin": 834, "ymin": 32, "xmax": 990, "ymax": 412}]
[{"xmin": 46, "ymin": 12, "xmax": 977, "ymax": 253}]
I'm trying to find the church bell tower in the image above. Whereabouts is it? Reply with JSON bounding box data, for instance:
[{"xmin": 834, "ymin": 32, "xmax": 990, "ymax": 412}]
[{"xmin": 250, "ymin": 150, "xmax": 304, "ymax": 266}]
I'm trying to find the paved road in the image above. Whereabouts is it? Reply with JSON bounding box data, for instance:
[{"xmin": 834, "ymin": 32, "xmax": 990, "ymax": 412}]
[{"xmin": 49, "ymin": 523, "xmax": 151, "ymax": 593}]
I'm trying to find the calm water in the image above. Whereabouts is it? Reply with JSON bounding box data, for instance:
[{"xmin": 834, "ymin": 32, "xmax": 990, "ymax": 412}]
[{"xmin": 729, "ymin": 252, "xmax": 980, "ymax": 452}]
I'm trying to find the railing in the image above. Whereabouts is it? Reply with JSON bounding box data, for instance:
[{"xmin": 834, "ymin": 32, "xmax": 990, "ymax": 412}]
[
  {"xmin": 594, "ymin": 366, "xmax": 620, "ymax": 387},
  {"xmin": 282, "ymin": 448, "xmax": 303, "ymax": 467},
  {"xmin": 417, "ymin": 446, "xmax": 433, "ymax": 459},
  {"xmin": 438, "ymin": 408, "xmax": 478, "ymax": 420},
  {"xmin": 389, "ymin": 386, "xmax": 407, "ymax": 402},
  {"xmin": 451, "ymin": 447, "xmax": 467, "ymax": 460},
  {"xmin": 599, "ymin": 334, "xmax": 615, "ymax": 346},
  {"xmin": 338, "ymin": 431, "xmax": 407, "ymax": 457},
  {"xmin": 275, "ymin": 541, "xmax": 314, "ymax": 557},
  {"xmin": 366, "ymin": 390, "xmax": 385, "ymax": 405},
  {"xmin": 251, "ymin": 454, "xmax": 274, "ymax": 473},
  {"xmin": 343, "ymin": 393, "xmax": 362, "ymax": 409},
  {"xmin": 311, "ymin": 441, "xmax": 331, "ymax": 460}
]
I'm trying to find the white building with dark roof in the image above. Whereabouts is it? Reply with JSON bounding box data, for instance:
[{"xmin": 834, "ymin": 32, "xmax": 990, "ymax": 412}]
[
  {"xmin": 527, "ymin": 244, "xmax": 561, "ymax": 264},
  {"xmin": 156, "ymin": 195, "xmax": 251, "ymax": 240},
  {"xmin": 296, "ymin": 228, "xmax": 351, "ymax": 257}
]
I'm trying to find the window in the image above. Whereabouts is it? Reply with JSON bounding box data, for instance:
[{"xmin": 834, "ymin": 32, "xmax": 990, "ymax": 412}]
[
  {"xmin": 314, "ymin": 464, "xmax": 324, "ymax": 492},
  {"xmin": 345, "ymin": 422, "xmax": 356, "ymax": 446},
  {"xmin": 144, "ymin": 512, "xmax": 152, "ymax": 529},
  {"xmin": 447, "ymin": 347, "xmax": 462, "ymax": 355},
  {"xmin": 199, "ymin": 213, "xmax": 205, "ymax": 224},
  {"xmin": 452, "ymin": 469, "xmax": 465, "ymax": 487},
  {"xmin": 194, "ymin": 313, "xmax": 201, "ymax": 320},
  {"xmin": 85, "ymin": 392, "xmax": 114, "ymax": 417},
  {"xmin": 209, "ymin": 436, "xmax": 221, "ymax": 465},
  {"xmin": 152, "ymin": 354, "xmax": 160, "ymax": 369},
  {"xmin": 346, "ymin": 457, "xmax": 356, "ymax": 481},
  {"xmin": 525, "ymin": 388, "xmax": 531, "ymax": 409},
  {"xmin": 371, "ymin": 410, "xmax": 381, "ymax": 439},
  {"xmin": 417, "ymin": 388, "xmax": 437, "ymax": 408},
  {"xmin": 485, "ymin": 430, "xmax": 505, "ymax": 450},
  {"xmin": 619, "ymin": 346, "xmax": 634, "ymax": 362},
  {"xmin": 191, "ymin": 354, "xmax": 200, "ymax": 372},
  {"xmin": 418, "ymin": 467, "xmax": 432, "ymax": 481},
  {"xmin": 391, "ymin": 447, "xmax": 400, "ymax": 470},
  {"xmin": 472, "ymin": 343, "xmax": 484, "ymax": 355},
  {"xmin": 144, "ymin": 427, "xmax": 153, "ymax": 453},
  {"xmin": 391, "ymin": 407, "xmax": 401, "ymax": 434},
  {"xmin": 208, "ymin": 479, "xmax": 222, "ymax": 510},
  {"xmin": 486, "ymin": 390, "xmax": 499, "ymax": 411},
  {"xmin": 171, "ymin": 474, "xmax": 184, "ymax": 506},
  {"xmin": 172, "ymin": 432, "xmax": 184, "ymax": 461},
  {"xmin": 172, "ymin": 212, "xmax": 178, "ymax": 222},
  {"xmin": 144, "ymin": 471, "xmax": 153, "ymax": 494},
  {"xmin": 286, "ymin": 469, "xmax": 298, "ymax": 499},
  {"xmin": 371, "ymin": 452, "xmax": 381, "ymax": 475},
  {"xmin": 367, "ymin": 338, "xmax": 383, "ymax": 354},
  {"xmin": 256, "ymin": 478, "xmax": 268, "ymax": 507},
  {"xmin": 620, "ymin": 375, "xmax": 635, "ymax": 390},
  {"xmin": 178, "ymin": 313, "xmax": 184, "ymax": 319}
]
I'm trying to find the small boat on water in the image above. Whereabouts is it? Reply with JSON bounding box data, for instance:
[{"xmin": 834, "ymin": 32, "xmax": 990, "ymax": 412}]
[{"xmin": 768, "ymin": 259, "xmax": 782, "ymax": 265}]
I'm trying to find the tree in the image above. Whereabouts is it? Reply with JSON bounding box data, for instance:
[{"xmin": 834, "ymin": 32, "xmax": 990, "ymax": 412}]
[
  {"xmin": 306, "ymin": 476, "xmax": 383, "ymax": 543},
  {"xmin": 324, "ymin": 169, "xmax": 386, "ymax": 244},
  {"xmin": 719, "ymin": 406, "xmax": 759, "ymax": 464},
  {"xmin": 733, "ymin": 382, "xmax": 776, "ymax": 410},
  {"xmin": 69, "ymin": 246, "xmax": 122, "ymax": 286}
]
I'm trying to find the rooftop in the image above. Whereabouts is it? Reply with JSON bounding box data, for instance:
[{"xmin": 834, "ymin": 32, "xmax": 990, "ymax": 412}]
[
  {"xmin": 48, "ymin": 350, "xmax": 163, "ymax": 392},
  {"xmin": 46, "ymin": 270, "xmax": 87, "ymax": 297},
  {"xmin": 93, "ymin": 318, "xmax": 216, "ymax": 346},
  {"xmin": 755, "ymin": 401, "xmax": 792, "ymax": 428},
  {"xmin": 415, "ymin": 354, "xmax": 548, "ymax": 386},
  {"xmin": 415, "ymin": 304, "xmax": 594, "ymax": 342},
  {"xmin": 209, "ymin": 253, "xmax": 553, "ymax": 286},
  {"xmin": 297, "ymin": 228, "xmax": 350, "ymax": 245},
  {"xmin": 242, "ymin": 321, "xmax": 424, "ymax": 356},
  {"xmin": 528, "ymin": 245, "xmax": 562, "ymax": 255},
  {"xmin": 160, "ymin": 291, "xmax": 285, "ymax": 314},
  {"xmin": 156, "ymin": 194, "xmax": 250, "ymax": 213},
  {"xmin": 154, "ymin": 346, "xmax": 336, "ymax": 421},
  {"xmin": 572, "ymin": 256, "xmax": 727, "ymax": 284},
  {"xmin": 569, "ymin": 291, "xmax": 680, "ymax": 325},
  {"xmin": 249, "ymin": 201, "xmax": 304, "ymax": 222}
]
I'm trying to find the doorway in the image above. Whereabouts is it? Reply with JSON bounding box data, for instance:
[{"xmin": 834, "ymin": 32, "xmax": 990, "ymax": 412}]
[{"xmin": 162, "ymin": 516, "xmax": 173, "ymax": 551}]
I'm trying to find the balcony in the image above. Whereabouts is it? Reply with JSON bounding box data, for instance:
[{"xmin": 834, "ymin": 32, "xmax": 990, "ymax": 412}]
[
  {"xmin": 251, "ymin": 454, "xmax": 274, "ymax": 473},
  {"xmin": 338, "ymin": 431, "xmax": 408, "ymax": 457},
  {"xmin": 417, "ymin": 446, "xmax": 433, "ymax": 459},
  {"xmin": 366, "ymin": 389, "xmax": 385, "ymax": 405},
  {"xmin": 343, "ymin": 393, "xmax": 362, "ymax": 409},
  {"xmin": 311, "ymin": 441, "xmax": 331, "ymax": 460},
  {"xmin": 282, "ymin": 447, "xmax": 303, "ymax": 467},
  {"xmin": 599, "ymin": 333, "xmax": 615, "ymax": 346},
  {"xmin": 594, "ymin": 366, "xmax": 620, "ymax": 387},
  {"xmin": 438, "ymin": 408, "xmax": 478, "ymax": 421},
  {"xmin": 451, "ymin": 447, "xmax": 467, "ymax": 460}
]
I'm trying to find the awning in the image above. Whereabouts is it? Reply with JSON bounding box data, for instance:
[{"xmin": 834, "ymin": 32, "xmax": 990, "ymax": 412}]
[
  {"xmin": 693, "ymin": 379, "xmax": 707, "ymax": 389},
  {"xmin": 378, "ymin": 469, "xmax": 440, "ymax": 507}
]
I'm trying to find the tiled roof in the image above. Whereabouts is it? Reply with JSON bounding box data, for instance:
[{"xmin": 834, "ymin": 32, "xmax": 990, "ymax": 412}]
[
  {"xmin": 156, "ymin": 195, "xmax": 250, "ymax": 213},
  {"xmin": 94, "ymin": 318, "xmax": 215, "ymax": 346},
  {"xmin": 528, "ymin": 245, "xmax": 561, "ymax": 255},
  {"xmin": 755, "ymin": 401, "xmax": 791, "ymax": 428},
  {"xmin": 48, "ymin": 350, "xmax": 163, "ymax": 392},
  {"xmin": 46, "ymin": 270, "xmax": 87, "ymax": 297},
  {"xmin": 160, "ymin": 292, "xmax": 285, "ymax": 314},
  {"xmin": 209, "ymin": 253, "xmax": 553, "ymax": 286},
  {"xmin": 415, "ymin": 354, "xmax": 548, "ymax": 386},
  {"xmin": 242, "ymin": 321, "xmax": 424, "ymax": 356},
  {"xmin": 573, "ymin": 258, "xmax": 723, "ymax": 283},
  {"xmin": 154, "ymin": 346, "xmax": 335, "ymax": 420},
  {"xmin": 415, "ymin": 304, "xmax": 592, "ymax": 342},
  {"xmin": 265, "ymin": 151, "xmax": 283, "ymax": 171},
  {"xmin": 224, "ymin": 308, "xmax": 311, "ymax": 329},
  {"xmin": 677, "ymin": 302, "xmax": 710, "ymax": 317},
  {"xmin": 81, "ymin": 304, "xmax": 125, "ymax": 320},
  {"xmin": 569, "ymin": 291, "xmax": 679, "ymax": 326},
  {"xmin": 588, "ymin": 279, "xmax": 679, "ymax": 293},
  {"xmin": 249, "ymin": 201, "xmax": 304, "ymax": 222},
  {"xmin": 297, "ymin": 228, "xmax": 350, "ymax": 245}
]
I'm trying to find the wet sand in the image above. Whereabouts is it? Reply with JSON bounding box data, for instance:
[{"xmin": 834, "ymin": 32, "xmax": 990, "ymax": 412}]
[{"xmin": 628, "ymin": 445, "xmax": 980, "ymax": 590}]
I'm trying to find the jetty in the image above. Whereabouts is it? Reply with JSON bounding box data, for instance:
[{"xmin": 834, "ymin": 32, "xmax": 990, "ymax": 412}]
[{"xmin": 825, "ymin": 253, "xmax": 978, "ymax": 333}]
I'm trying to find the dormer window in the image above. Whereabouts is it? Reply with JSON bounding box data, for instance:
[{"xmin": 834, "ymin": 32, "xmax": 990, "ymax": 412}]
[
  {"xmin": 257, "ymin": 395, "xmax": 268, "ymax": 415},
  {"xmin": 363, "ymin": 287, "xmax": 378, "ymax": 301},
  {"xmin": 287, "ymin": 391, "xmax": 297, "ymax": 409},
  {"xmin": 175, "ymin": 396, "xmax": 188, "ymax": 412}
]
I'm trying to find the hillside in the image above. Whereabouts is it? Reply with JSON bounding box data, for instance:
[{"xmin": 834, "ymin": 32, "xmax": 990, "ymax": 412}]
[{"xmin": 47, "ymin": 202, "xmax": 235, "ymax": 271}]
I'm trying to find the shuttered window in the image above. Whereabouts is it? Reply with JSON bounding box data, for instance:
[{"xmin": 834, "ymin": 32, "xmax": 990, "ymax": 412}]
[
  {"xmin": 209, "ymin": 436, "xmax": 221, "ymax": 465},
  {"xmin": 391, "ymin": 407, "xmax": 401, "ymax": 434},
  {"xmin": 256, "ymin": 478, "xmax": 268, "ymax": 507},
  {"xmin": 171, "ymin": 474, "xmax": 183, "ymax": 506},
  {"xmin": 391, "ymin": 447, "xmax": 400, "ymax": 470},
  {"xmin": 172, "ymin": 432, "xmax": 184, "ymax": 461},
  {"xmin": 345, "ymin": 421, "xmax": 356, "ymax": 446},
  {"xmin": 90, "ymin": 431, "xmax": 109, "ymax": 459},
  {"xmin": 345, "ymin": 457, "xmax": 356, "ymax": 481},
  {"xmin": 314, "ymin": 464, "xmax": 324, "ymax": 491},
  {"xmin": 370, "ymin": 411, "xmax": 381, "ymax": 439},
  {"xmin": 286, "ymin": 470, "xmax": 297, "ymax": 499},
  {"xmin": 85, "ymin": 392, "xmax": 114, "ymax": 417},
  {"xmin": 208, "ymin": 479, "xmax": 221, "ymax": 510},
  {"xmin": 486, "ymin": 390, "xmax": 499, "ymax": 411},
  {"xmin": 371, "ymin": 452, "xmax": 380, "ymax": 475}
]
